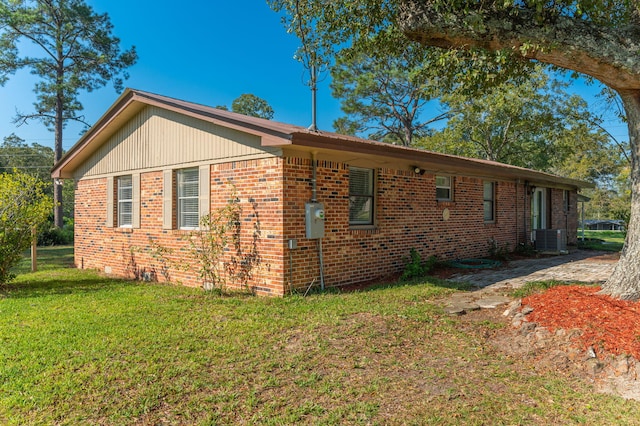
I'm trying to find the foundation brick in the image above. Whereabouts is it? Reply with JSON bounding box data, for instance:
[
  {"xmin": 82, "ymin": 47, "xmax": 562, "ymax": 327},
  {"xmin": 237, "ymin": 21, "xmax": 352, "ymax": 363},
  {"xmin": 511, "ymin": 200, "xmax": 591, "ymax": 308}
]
[{"xmin": 74, "ymin": 156, "xmax": 579, "ymax": 296}]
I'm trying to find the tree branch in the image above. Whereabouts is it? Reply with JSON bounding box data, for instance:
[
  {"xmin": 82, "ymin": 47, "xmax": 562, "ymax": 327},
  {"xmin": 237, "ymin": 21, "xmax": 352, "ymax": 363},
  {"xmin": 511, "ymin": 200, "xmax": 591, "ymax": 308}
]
[{"xmin": 399, "ymin": 1, "xmax": 640, "ymax": 91}]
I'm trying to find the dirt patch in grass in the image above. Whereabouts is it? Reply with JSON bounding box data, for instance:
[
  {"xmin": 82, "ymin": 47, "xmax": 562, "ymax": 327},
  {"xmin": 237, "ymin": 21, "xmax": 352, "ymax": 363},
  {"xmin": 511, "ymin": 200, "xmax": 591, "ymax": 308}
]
[{"xmin": 264, "ymin": 310, "xmax": 555, "ymax": 423}]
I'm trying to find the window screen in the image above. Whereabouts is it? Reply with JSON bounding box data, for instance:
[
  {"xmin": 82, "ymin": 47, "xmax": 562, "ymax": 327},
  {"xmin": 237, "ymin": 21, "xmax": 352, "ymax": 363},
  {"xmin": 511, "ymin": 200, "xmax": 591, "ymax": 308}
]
[
  {"xmin": 436, "ymin": 175, "xmax": 451, "ymax": 200},
  {"xmin": 349, "ymin": 167, "xmax": 374, "ymax": 225},
  {"xmin": 117, "ymin": 175, "xmax": 133, "ymax": 227},
  {"xmin": 483, "ymin": 181, "xmax": 495, "ymax": 222},
  {"xmin": 177, "ymin": 168, "xmax": 200, "ymax": 229}
]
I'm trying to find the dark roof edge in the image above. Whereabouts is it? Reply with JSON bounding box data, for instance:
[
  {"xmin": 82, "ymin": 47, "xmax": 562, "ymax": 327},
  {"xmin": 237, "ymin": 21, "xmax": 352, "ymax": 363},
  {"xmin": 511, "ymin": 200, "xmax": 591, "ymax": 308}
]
[
  {"xmin": 287, "ymin": 131, "xmax": 594, "ymax": 189},
  {"xmin": 52, "ymin": 88, "xmax": 297, "ymax": 177},
  {"xmin": 52, "ymin": 89, "xmax": 595, "ymax": 190}
]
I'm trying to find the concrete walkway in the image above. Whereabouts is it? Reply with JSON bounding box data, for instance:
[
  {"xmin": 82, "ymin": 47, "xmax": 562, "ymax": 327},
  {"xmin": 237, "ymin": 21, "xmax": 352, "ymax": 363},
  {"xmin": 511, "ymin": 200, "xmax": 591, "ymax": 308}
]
[{"xmin": 442, "ymin": 250, "xmax": 618, "ymax": 315}]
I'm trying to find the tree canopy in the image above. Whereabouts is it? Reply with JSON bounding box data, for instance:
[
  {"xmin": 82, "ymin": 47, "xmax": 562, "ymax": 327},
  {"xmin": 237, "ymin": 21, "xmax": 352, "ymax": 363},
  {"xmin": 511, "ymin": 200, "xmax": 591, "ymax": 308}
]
[
  {"xmin": 230, "ymin": 94, "xmax": 275, "ymax": 120},
  {"xmin": 398, "ymin": 1, "xmax": 640, "ymax": 299},
  {"xmin": 422, "ymin": 67, "xmax": 611, "ymax": 170},
  {"xmin": 0, "ymin": 170, "xmax": 52, "ymax": 285},
  {"xmin": 0, "ymin": 133, "xmax": 54, "ymax": 184},
  {"xmin": 0, "ymin": 0, "xmax": 137, "ymax": 227},
  {"xmin": 331, "ymin": 31, "xmax": 449, "ymax": 146},
  {"xmin": 270, "ymin": 0, "xmax": 640, "ymax": 299}
]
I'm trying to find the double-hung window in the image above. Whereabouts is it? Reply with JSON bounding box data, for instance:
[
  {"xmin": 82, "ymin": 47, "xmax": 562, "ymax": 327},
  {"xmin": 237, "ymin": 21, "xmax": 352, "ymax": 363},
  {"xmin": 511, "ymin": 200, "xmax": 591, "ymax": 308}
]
[
  {"xmin": 117, "ymin": 175, "xmax": 133, "ymax": 227},
  {"xmin": 483, "ymin": 181, "xmax": 495, "ymax": 222},
  {"xmin": 436, "ymin": 176, "xmax": 452, "ymax": 201},
  {"xmin": 349, "ymin": 167, "xmax": 374, "ymax": 226},
  {"xmin": 177, "ymin": 168, "xmax": 200, "ymax": 229}
]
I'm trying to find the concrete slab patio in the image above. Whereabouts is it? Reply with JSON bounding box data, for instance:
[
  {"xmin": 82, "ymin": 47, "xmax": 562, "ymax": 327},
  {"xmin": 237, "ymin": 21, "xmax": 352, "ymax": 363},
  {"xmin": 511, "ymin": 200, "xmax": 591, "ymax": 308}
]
[{"xmin": 442, "ymin": 250, "xmax": 618, "ymax": 315}]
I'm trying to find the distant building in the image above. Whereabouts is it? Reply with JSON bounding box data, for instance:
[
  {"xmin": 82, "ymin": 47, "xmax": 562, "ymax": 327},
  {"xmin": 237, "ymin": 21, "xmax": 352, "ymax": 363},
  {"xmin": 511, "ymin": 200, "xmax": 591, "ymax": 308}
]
[{"xmin": 582, "ymin": 219, "xmax": 626, "ymax": 231}]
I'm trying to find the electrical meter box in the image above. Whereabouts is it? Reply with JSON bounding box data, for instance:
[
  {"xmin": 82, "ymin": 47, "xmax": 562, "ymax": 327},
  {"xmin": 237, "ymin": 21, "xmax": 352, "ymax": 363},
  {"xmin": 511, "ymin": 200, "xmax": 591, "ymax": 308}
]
[{"xmin": 305, "ymin": 202, "xmax": 325, "ymax": 239}]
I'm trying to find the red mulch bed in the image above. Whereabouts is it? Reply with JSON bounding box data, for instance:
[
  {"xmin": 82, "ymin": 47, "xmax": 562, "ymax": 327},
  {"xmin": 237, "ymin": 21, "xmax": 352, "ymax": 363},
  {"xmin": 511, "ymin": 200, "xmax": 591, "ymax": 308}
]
[{"xmin": 524, "ymin": 285, "xmax": 640, "ymax": 359}]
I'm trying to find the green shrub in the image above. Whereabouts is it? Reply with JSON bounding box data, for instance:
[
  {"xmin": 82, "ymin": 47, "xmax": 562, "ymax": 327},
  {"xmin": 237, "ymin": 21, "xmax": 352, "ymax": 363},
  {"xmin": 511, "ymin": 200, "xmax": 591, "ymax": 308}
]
[
  {"xmin": 515, "ymin": 242, "xmax": 536, "ymax": 256},
  {"xmin": 0, "ymin": 171, "xmax": 53, "ymax": 285},
  {"xmin": 401, "ymin": 249, "xmax": 437, "ymax": 281},
  {"xmin": 160, "ymin": 185, "xmax": 262, "ymax": 293},
  {"xmin": 38, "ymin": 218, "xmax": 74, "ymax": 246},
  {"xmin": 488, "ymin": 238, "xmax": 511, "ymax": 260}
]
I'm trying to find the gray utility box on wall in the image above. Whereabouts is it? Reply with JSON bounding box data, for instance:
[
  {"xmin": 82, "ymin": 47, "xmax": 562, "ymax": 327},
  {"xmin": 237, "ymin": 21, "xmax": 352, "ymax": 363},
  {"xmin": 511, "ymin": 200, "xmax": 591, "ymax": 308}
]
[
  {"xmin": 535, "ymin": 229, "xmax": 567, "ymax": 253},
  {"xmin": 305, "ymin": 202, "xmax": 325, "ymax": 239}
]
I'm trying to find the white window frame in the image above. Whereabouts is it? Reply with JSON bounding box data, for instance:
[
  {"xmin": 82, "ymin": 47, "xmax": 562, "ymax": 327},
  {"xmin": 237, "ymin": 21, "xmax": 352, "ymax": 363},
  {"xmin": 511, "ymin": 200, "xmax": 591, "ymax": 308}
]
[
  {"xmin": 177, "ymin": 168, "xmax": 200, "ymax": 229},
  {"xmin": 117, "ymin": 175, "xmax": 133, "ymax": 227},
  {"xmin": 483, "ymin": 181, "xmax": 495, "ymax": 222},
  {"xmin": 436, "ymin": 175, "xmax": 452, "ymax": 201},
  {"xmin": 349, "ymin": 167, "xmax": 375, "ymax": 226}
]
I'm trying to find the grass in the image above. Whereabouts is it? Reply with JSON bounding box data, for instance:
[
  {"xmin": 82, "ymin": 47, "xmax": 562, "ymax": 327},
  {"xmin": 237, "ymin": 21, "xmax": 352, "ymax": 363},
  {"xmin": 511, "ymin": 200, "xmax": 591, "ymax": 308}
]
[
  {"xmin": 2, "ymin": 247, "xmax": 640, "ymax": 424},
  {"xmin": 577, "ymin": 230, "xmax": 625, "ymax": 252},
  {"xmin": 11, "ymin": 245, "xmax": 75, "ymax": 274},
  {"xmin": 510, "ymin": 280, "xmax": 593, "ymax": 298}
]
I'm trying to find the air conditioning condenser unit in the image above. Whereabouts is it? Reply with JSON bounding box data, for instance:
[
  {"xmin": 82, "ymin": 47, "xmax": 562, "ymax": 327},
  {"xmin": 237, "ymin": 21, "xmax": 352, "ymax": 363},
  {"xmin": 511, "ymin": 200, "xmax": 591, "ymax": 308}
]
[{"xmin": 535, "ymin": 229, "xmax": 568, "ymax": 253}]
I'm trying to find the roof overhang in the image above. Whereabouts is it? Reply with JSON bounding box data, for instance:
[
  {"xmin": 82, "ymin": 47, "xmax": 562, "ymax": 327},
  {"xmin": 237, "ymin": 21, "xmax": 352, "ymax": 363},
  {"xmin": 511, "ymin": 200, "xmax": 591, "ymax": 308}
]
[
  {"xmin": 52, "ymin": 89, "xmax": 296, "ymax": 179},
  {"xmin": 52, "ymin": 89, "xmax": 594, "ymax": 191},
  {"xmin": 282, "ymin": 131, "xmax": 593, "ymax": 190}
]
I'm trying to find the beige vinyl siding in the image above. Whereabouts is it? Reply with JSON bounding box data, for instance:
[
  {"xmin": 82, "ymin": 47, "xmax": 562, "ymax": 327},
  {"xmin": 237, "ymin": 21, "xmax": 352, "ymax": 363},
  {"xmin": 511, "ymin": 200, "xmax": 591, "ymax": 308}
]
[{"xmin": 75, "ymin": 106, "xmax": 281, "ymax": 179}]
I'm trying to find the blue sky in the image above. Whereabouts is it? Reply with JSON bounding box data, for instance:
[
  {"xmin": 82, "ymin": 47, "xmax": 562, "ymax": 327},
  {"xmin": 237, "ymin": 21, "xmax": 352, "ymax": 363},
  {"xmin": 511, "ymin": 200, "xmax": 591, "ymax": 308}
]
[{"xmin": 0, "ymin": 0, "xmax": 629, "ymax": 152}]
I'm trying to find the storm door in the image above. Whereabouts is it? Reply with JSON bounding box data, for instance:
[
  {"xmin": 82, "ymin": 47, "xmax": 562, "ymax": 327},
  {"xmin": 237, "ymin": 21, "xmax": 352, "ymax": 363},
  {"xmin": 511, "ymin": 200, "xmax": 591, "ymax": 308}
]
[{"xmin": 531, "ymin": 188, "xmax": 547, "ymax": 231}]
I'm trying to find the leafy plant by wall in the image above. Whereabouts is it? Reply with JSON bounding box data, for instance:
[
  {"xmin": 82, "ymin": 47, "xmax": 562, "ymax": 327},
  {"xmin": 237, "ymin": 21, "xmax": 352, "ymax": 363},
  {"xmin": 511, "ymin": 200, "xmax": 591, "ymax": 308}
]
[
  {"xmin": 0, "ymin": 171, "xmax": 53, "ymax": 285},
  {"xmin": 185, "ymin": 194, "xmax": 243, "ymax": 292},
  {"xmin": 401, "ymin": 248, "xmax": 437, "ymax": 281}
]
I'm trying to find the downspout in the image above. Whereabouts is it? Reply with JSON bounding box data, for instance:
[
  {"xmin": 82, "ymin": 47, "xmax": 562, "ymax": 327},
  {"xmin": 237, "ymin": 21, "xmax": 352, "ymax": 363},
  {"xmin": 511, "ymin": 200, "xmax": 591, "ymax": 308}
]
[
  {"xmin": 311, "ymin": 152, "xmax": 318, "ymax": 203},
  {"xmin": 318, "ymin": 240, "xmax": 325, "ymax": 291},
  {"xmin": 524, "ymin": 181, "xmax": 529, "ymax": 247},
  {"xmin": 581, "ymin": 200, "xmax": 586, "ymax": 241},
  {"xmin": 565, "ymin": 194, "xmax": 569, "ymax": 240},
  {"xmin": 311, "ymin": 152, "xmax": 325, "ymax": 290},
  {"xmin": 515, "ymin": 180, "xmax": 519, "ymax": 247}
]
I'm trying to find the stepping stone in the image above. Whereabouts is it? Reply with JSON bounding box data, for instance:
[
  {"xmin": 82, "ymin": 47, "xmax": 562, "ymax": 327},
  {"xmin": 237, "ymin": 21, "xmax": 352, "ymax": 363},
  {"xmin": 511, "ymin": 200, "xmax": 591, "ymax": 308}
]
[
  {"xmin": 476, "ymin": 295, "xmax": 512, "ymax": 309},
  {"xmin": 444, "ymin": 301, "xmax": 480, "ymax": 315}
]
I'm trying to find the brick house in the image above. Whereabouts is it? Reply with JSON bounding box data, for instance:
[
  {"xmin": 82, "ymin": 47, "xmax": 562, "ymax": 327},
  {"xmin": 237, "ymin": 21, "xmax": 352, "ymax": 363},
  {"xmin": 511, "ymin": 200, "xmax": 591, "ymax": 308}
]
[{"xmin": 52, "ymin": 89, "xmax": 591, "ymax": 296}]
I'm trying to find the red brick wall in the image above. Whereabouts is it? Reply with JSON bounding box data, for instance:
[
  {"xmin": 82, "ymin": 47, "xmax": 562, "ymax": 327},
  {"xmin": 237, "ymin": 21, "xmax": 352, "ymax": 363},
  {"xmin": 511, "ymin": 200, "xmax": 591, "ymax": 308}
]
[
  {"xmin": 283, "ymin": 159, "xmax": 531, "ymax": 292},
  {"xmin": 74, "ymin": 155, "xmax": 579, "ymax": 296},
  {"xmin": 75, "ymin": 158, "xmax": 286, "ymax": 296},
  {"xmin": 549, "ymin": 188, "xmax": 579, "ymax": 244}
]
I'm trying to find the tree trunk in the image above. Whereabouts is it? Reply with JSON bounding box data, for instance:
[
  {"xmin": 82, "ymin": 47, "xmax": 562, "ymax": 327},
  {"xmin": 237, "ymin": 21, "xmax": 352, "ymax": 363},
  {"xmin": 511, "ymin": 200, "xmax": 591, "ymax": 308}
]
[
  {"xmin": 53, "ymin": 88, "xmax": 64, "ymax": 229},
  {"xmin": 398, "ymin": 0, "xmax": 640, "ymax": 299},
  {"xmin": 601, "ymin": 90, "xmax": 640, "ymax": 299}
]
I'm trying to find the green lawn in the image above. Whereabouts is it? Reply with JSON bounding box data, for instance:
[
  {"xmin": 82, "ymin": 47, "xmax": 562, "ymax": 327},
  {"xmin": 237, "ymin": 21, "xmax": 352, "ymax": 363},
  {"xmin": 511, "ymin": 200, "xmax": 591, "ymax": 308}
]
[
  {"xmin": 12, "ymin": 245, "xmax": 75, "ymax": 274},
  {"xmin": 577, "ymin": 230, "xmax": 625, "ymax": 252},
  {"xmin": 1, "ymin": 247, "xmax": 639, "ymax": 424}
]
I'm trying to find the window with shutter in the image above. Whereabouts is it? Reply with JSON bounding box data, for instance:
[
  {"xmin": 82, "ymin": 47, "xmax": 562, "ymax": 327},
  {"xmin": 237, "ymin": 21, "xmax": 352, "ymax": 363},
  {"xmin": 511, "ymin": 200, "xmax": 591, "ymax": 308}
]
[
  {"xmin": 349, "ymin": 167, "xmax": 374, "ymax": 225},
  {"xmin": 177, "ymin": 168, "xmax": 200, "ymax": 229},
  {"xmin": 117, "ymin": 175, "xmax": 133, "ymax": 227}
]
